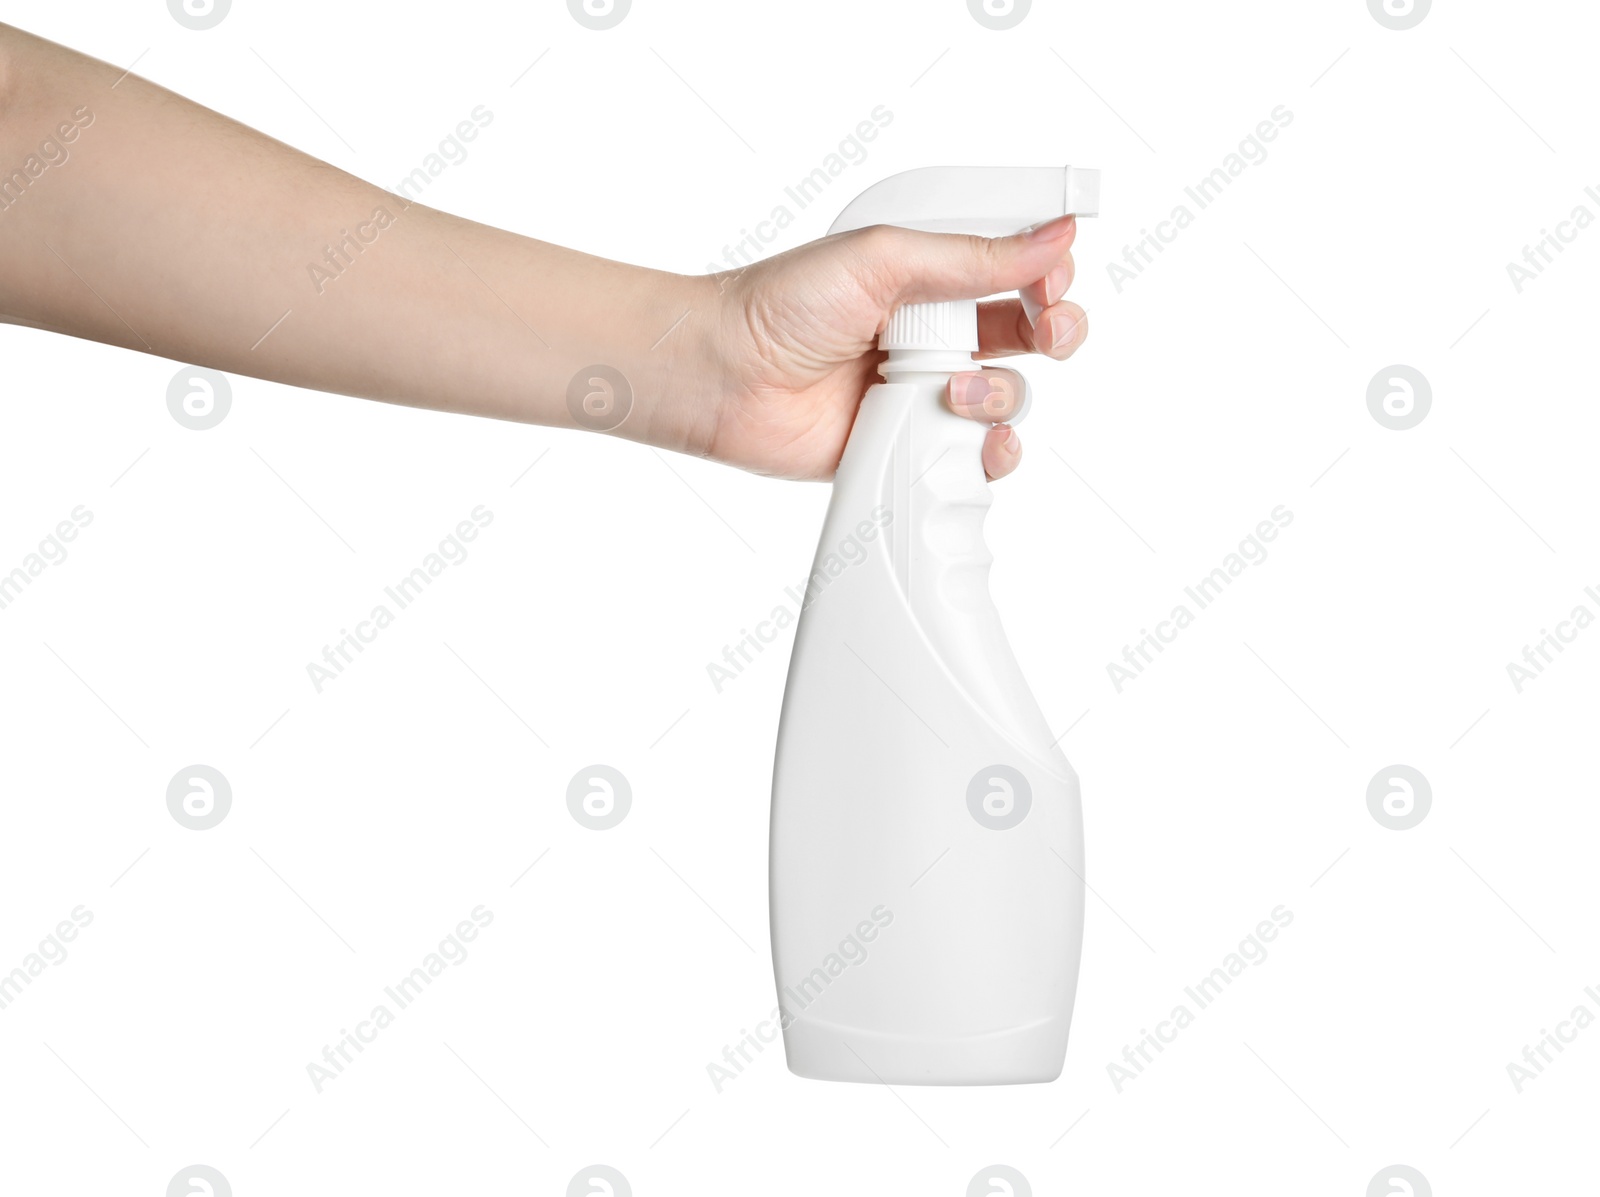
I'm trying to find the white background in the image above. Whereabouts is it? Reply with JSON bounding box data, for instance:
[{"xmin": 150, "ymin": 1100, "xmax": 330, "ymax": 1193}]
[{"xmin": 2, "ymin": 0, "xmax": 1596, "ymax": 1193}]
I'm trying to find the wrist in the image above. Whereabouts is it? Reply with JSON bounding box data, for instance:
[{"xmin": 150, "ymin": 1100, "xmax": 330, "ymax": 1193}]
[{"xmin": 615, "ymin": 267, "xmax": 725, "ymax": 457}]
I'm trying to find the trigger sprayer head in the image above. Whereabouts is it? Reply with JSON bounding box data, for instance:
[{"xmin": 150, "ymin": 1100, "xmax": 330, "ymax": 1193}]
[
  {"xmin": 827, "ymin": 165, "xmax": 1099, "ymax": 238},
  {"xmin": 827, "ymin": 166, "xmax": 1100, "ymax": 355}
]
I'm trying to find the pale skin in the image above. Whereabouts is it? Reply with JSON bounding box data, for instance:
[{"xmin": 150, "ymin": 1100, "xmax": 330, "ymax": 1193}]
[{"xmin": 0, "ymin": 25, "xmax": 1086, "ymax": 481}]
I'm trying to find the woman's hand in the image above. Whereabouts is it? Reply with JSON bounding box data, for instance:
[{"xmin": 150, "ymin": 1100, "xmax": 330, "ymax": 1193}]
[{"xmin": 693, "ymin": 215, "xmax": 1087, "ymax": 482}]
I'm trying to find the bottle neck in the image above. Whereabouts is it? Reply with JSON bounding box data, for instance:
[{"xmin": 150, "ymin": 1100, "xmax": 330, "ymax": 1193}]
[{"xmin": 879, "ymin": 347, "xmax": 979, "ymax": 382}]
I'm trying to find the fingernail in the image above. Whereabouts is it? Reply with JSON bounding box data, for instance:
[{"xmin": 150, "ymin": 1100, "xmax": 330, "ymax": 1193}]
[
  {"xmin": 949, "ymin": 372, "xmax": 993, "ymax": 408},
  {"xmin": 1044, "ymin": 264, "xmax": 1069, "ymax": 305},
  {"xmin": 1046, "ymin": 312, "xmax": 1079, "ymax": 351},
  {"xmin": 1026, "ymin": 214, "xmax": 1075, "ymax": 241},
  {"xmin": 998, "ymin": 427, "xmax": 1021, "ymax": 457}
]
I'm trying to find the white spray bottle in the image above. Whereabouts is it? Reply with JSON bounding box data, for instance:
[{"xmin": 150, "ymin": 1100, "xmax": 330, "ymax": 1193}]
[{"xmin": 770, "ymin": 165, "xmax": 1099, "ymax": 1084}]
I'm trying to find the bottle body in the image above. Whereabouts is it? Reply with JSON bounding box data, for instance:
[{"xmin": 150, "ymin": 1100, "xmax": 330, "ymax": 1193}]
[{"xmin": 769, "ymin": 363, "xmax": 1085, "ymax": 1085}]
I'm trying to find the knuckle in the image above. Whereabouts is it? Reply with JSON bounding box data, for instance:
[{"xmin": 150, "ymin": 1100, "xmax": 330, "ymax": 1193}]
[
  {"xmin": 967, "ymin": 233, "xmax": 1005, "ymax": 283},
  {"xmin": 853, "ymin": 223, "xmax": 900, "ymax": 255},
  {"xmin": 842, "ymin": 224, "xmax": 908, "ymax": 302}
]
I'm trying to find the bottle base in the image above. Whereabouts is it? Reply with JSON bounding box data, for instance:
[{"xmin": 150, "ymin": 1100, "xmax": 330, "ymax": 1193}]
[{"xmin": 782, "ymin": 1015, "xmax": 1068, "ymax": 1086}]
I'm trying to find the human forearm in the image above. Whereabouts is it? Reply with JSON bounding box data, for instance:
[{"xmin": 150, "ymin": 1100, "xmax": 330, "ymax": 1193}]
[{"xmin": 0, "ymin": 24, "xmax": 713, "ymax": 446}]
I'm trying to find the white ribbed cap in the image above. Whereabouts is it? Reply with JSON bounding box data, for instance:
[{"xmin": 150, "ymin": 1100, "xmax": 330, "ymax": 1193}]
[{"xmin": 881, "ymin": 299, "xmax": 979, "ymax": 352}]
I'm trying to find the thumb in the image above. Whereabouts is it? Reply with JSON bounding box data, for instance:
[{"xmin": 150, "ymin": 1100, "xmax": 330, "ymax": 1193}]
[{"xmin": 847, "ymin": 214, "xmax": 1077, "ymax": 309}]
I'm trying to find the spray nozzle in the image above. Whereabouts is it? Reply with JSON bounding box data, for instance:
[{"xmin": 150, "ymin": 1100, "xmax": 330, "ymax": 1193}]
[{"xmin": 828, "ymin": 166, "xmax": 1100, "ymax": 354}]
